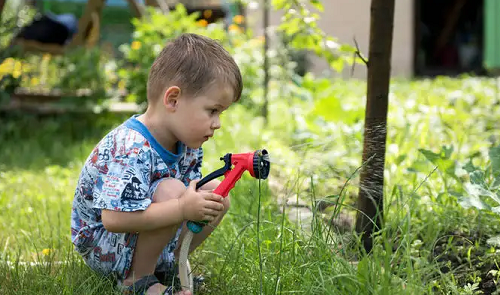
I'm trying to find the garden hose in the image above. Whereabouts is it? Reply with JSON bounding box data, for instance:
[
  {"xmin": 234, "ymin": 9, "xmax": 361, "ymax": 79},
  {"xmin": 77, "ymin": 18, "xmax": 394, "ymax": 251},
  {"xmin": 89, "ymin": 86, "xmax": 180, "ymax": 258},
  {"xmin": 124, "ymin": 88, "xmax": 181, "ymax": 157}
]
[{"xmin": 178, "ymin": 150, "xmax": 271, "ymax": 293}]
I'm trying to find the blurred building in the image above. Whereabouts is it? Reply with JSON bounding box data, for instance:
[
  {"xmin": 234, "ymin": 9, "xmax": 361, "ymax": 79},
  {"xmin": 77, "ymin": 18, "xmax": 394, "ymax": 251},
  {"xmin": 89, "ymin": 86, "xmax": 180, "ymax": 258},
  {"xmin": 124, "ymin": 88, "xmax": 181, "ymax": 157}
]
[
  {"xmin": 245, "ymin": 0, "xmax": 487, "ymax": 79},
  {"xmin": 166, "ymin": 0, "xmax": 489, "ymax": 79}
]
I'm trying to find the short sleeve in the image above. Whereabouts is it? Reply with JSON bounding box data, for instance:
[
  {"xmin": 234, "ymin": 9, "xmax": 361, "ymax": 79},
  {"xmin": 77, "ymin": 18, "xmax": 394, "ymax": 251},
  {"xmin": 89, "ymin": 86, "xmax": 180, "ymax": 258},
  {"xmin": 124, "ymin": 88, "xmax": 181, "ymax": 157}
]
[
  {"xmin": 92, "ymin": 143, "xmax": 153, "ymax": 212},
  {"xmin": 192, "ymin": 148, "xmax": 203, "ymax": 179}
]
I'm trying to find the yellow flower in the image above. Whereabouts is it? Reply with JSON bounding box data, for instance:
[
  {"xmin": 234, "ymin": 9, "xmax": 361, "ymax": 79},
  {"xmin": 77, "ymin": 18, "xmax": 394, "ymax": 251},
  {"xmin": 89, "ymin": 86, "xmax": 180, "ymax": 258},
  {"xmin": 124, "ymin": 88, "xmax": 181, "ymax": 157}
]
[
  {"xmin": 197, "ymin": 19, "xmax": 208, "ymax": 27},
  {"xmin": 131, "ymin": 41, "xmax": 141, "ymax": 51},
  {"xmin": 1, "ymin": 57, "xmax": 14, "ymax": 68},
  {"xmin": 30, "ymin": 77, "xmax": 39, "ymax": 86},
  {"xmin": 12, "ymin": 61, "xmax": 23, "ymax": 78},
  {"xmin": 0, "ymin": 58, "xmax": 14, "ymax": 75},
  {"xmin": 228, "ymin": 24, "xmax": 242, "ymax": 33},
  {"xmin": 14, "ymin": 61, "xmax": 22, "ymax": 70},
  {"xmin": 233, "ymin": 15, "xmax": 245, "ymax": 25},
  {"xmin": 203, "ymin": 9, "xmax": 212, "ymax": 19},
  {"xmin": 42, "ymin": 54, "xmax": 51, "ymax": 61},
  {"xmin": 12, "ymin": 70, "xmax": 21, "ymax": 79},
  {"xmin": 42, "ymin": 248, "xmax": 51, "ymax": 255}
]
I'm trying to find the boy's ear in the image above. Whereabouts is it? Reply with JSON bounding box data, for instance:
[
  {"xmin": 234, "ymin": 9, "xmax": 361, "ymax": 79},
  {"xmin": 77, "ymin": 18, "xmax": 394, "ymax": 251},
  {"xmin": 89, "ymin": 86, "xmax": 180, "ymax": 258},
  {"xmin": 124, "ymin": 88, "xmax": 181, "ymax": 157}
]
[{"xmin": 163, "ymin": 86, "xmax": 181, "ymax": 111}]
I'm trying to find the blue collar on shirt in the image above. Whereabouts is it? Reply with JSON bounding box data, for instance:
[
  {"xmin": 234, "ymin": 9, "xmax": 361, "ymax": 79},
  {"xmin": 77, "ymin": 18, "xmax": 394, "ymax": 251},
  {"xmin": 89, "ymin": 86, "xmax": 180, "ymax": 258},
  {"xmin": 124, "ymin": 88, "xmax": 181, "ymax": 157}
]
[{"xmin": 124, "ymin": 115, "xmax": 183, "ymax": 165}]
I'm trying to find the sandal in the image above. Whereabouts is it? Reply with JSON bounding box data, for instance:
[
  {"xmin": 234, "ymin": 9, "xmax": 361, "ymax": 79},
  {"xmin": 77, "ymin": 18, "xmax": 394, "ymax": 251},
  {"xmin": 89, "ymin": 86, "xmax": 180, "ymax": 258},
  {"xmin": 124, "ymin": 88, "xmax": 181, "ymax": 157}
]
[
  {"xmin": 155, "ymin": 270, "xmax": 206, "ymax": 293},
  {"xmin": 119, "ymin": 274, "xmax": 175, "ymax": 295}
]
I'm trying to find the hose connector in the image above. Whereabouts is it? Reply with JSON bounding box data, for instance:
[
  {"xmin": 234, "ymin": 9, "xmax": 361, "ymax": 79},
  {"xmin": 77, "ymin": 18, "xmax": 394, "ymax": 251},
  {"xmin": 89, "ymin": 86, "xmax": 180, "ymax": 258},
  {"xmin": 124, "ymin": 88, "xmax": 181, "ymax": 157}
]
[{"xmin": 187, "ymin": 221, "xmax": 205, "ymax": 233}]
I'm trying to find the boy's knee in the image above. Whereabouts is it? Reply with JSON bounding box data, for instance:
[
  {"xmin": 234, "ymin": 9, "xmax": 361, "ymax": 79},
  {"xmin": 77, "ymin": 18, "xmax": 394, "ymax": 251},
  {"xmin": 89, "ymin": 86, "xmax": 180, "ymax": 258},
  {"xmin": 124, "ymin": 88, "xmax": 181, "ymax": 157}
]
[
  {"xmin": 153, "ymin": 178, "xmax": 186, "ymax": 203},
  {"xmin": 200, "ymin": 179, "xmax": 230, "ymax": 213},
  {"xmin": 221, "ymin": 196, "xmax": 230, "ymax": 213}
]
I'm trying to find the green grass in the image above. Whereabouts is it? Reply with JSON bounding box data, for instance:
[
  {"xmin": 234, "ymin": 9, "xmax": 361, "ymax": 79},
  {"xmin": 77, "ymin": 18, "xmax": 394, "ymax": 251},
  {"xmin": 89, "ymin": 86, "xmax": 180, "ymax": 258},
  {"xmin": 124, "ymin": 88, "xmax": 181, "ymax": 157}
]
[{"xmin": 2, "ymin": 77, "xmax": 500, "ymax": 294}]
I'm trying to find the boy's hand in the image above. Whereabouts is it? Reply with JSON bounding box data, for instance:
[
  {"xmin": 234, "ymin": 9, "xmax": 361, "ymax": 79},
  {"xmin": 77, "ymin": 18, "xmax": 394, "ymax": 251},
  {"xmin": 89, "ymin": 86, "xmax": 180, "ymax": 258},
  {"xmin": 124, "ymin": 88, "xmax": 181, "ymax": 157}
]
[{"xmin": 179, "ymin": 179, "xmax": 224, "ymax": 222}]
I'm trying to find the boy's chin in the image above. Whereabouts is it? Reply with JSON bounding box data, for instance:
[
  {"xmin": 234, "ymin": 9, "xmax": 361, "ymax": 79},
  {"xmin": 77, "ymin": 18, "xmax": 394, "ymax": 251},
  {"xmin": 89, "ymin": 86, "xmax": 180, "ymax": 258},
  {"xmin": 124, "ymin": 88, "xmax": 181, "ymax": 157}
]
[{"xmin": 184, "ymin": 141, "xmax": 204, "ymax": 150}]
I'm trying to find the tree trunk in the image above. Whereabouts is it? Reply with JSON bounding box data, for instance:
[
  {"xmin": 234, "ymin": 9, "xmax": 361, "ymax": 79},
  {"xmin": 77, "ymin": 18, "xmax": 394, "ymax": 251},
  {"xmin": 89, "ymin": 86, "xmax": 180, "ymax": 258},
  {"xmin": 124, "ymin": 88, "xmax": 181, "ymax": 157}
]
[
  {"xmin": 355, "ymin": 0, "xmax": 395, "ymax": 253},
  {"xmin": 0, "ymin": 0, "xmax": 5, "ymax": 23}
]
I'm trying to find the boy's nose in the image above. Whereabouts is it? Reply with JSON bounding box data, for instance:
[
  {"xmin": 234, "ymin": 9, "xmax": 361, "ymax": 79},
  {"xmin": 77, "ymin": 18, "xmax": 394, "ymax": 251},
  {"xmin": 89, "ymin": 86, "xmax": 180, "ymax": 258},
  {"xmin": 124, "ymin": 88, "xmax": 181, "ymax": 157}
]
[{"xmin": 211, "ymin": 117, "xmax": 221, "ymax": 130}]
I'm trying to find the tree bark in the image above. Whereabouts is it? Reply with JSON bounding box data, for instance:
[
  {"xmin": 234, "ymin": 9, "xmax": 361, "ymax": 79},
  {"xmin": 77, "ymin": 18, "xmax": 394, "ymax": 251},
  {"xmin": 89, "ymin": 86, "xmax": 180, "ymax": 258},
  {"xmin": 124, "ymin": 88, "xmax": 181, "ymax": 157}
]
[{"xmin": 355, "ymin": 0, "xmax": 395, "ymax": 253}]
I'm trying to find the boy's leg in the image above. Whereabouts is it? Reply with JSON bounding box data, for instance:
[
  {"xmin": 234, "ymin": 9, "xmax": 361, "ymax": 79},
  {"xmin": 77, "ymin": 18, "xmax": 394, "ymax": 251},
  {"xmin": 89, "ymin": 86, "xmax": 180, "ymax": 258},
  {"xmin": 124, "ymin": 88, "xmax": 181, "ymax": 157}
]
[
  {"xmin": 123, "ymin": 178, "xmax": 190, "ymax": 295},
  {"xmin": 174, "ymin": 179, "xmax": 229, "ymax": 258}
]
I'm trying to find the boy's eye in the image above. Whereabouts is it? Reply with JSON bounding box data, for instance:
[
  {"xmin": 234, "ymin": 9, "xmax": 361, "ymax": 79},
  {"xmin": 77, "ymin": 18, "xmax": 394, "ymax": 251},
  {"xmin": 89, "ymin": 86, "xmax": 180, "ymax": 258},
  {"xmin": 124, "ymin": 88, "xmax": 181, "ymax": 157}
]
[{"xmin": 209, "ymin": 108, "xmax": 218, "ymax": 115}]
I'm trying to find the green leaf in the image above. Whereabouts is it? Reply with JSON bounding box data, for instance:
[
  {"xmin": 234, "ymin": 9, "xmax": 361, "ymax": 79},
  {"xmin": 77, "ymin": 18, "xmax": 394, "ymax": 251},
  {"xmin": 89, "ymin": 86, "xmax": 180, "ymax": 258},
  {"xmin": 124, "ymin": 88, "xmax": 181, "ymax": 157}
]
[
  {"xmin": 407, "ymin": 159, "xmax": 431, "ymax": 173},
  {"xmin": 418, "ymin": 149, "xmax": 440, "ymax": 162},
  {"xmin": 457, "ymin": 181, "xmax": 500, "ymax": 213},
  {"xmin": 463, "ymin": 160, "xmax": 478, "ymax": 173},
  {"xmin": 310, "ymin": 0, "xmax": 324, "ymax": 12},
  {"xmin": 419, "ymin": 147, "xmax": 457, "ymax": 179},
  {"xmin": 272, "ymin": 0, "xmax": 287, "ymax": 9},
  {"xmin": 339, "ymin": 43, "xmax": 357, "ymax": 53},
  {"xmin": 442, "ymin": 145, "xmax": 454, "ymax": 159},
  {"xmin": 469, "ymin": 170, "xmax": 487, "ymax": 188},
  {"xmin": 356, "ymin": 256, "xmax": 370, "ymax": 284},
  {"xmin": 395, "ymin": 154, "xmax": 407, "ymax": 165},
  {"xmin": 329, "ymin": 58, "xmax": 345, "ymax": 73},
  {"xmin": 457, "ymin": 183, "xmax": 492, "ymax": 211},
  {"xmin": 489, "ymin": 144, "xmax": 500, "ymax": 183}
]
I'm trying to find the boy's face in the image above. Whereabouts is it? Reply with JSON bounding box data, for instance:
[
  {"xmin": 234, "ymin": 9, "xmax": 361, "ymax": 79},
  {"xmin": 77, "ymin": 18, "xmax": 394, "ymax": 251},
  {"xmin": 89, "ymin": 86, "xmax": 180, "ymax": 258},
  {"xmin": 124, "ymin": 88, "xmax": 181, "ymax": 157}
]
[{"xmin": 166, "ymin": 81, "xmax": 234, "ymax": 149}]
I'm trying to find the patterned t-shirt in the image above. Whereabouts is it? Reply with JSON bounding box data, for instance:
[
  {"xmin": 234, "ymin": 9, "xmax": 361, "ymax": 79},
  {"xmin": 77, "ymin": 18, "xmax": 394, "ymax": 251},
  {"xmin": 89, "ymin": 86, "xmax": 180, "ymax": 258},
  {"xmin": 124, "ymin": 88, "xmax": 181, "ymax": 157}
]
[{"xmin": 70, "ymin": 115, "xmax": 203, "ymax": 254}]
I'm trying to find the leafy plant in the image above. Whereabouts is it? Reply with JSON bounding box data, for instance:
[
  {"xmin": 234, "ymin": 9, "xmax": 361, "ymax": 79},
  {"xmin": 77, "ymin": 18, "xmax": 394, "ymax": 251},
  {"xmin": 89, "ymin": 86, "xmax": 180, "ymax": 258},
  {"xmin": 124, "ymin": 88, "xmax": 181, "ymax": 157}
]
[
  {"xmin": 272, "ymin": 0, "xmax": 360, "ymax": 72},
  {"xmin": 456, "ymin": 146, "xmax": 500, "ymax": 210},
  {"xmin": 117, "ymin": 5, "xmax": 237, "ymax": 108},
  {"xmin": 0, "ymin": 2, "xmax": 36, "ymax": 102},
  {"xmin": 117, "ymin": 2, "xmax": 357, "ymax": 111}
]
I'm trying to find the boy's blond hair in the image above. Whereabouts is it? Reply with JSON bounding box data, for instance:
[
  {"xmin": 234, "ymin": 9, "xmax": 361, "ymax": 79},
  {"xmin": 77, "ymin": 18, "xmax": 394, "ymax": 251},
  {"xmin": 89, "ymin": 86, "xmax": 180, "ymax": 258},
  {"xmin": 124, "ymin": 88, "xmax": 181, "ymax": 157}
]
[{"xmin": 147, "ymin": 33, "xmax": 243, "ymax": 103}]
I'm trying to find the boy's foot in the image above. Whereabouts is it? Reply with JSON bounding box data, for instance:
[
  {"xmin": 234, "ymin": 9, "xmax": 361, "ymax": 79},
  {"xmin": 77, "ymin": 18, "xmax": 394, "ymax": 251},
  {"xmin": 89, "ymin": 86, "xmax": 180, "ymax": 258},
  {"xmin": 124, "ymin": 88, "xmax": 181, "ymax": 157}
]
[
  {"xmin": 146, "ymin": 283, "xmax": 191, "ymax": 295},
  {"xmin": 121, "ymin": 274, "xmax": 192, "ymax": 295},
  {"xmin": 155, "ymin": 270, "xmax": 206, "ymax": 293}
]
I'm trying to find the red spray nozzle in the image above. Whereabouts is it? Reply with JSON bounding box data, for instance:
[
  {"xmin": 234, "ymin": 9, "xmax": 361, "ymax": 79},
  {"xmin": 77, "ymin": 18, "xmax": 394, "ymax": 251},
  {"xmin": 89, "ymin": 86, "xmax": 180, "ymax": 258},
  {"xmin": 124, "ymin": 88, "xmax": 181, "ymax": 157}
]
[
  {"xmin": 188, "ymin": 149, "xmax": 270, "ymax": 233},
  {"xmin": 195, "ymin": 149, "xmax": 270, "ymax": 197},
  {"xmin": 228, "ymin": 149, "xmax": 270, "ymax": 180}
]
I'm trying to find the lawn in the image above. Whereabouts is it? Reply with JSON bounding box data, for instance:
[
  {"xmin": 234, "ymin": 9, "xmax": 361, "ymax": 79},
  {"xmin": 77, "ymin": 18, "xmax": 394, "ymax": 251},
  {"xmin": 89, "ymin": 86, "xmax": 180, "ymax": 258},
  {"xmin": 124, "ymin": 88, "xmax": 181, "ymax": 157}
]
[{"xmin": 1, "ymin": 77, "xmax": 500, "ymax": 295}]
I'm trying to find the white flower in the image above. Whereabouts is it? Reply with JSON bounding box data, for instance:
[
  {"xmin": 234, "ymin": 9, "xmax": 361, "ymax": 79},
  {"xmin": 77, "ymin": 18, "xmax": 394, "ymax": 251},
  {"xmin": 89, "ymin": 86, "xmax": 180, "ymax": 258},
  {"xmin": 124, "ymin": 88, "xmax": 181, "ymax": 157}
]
[
  {"xmin": 304, "ymin": 17, "xmax": 315, "ymax": 24},
  {"xmin": 326, "ymin": 40, "xmax": 339, "ymax": 49}
]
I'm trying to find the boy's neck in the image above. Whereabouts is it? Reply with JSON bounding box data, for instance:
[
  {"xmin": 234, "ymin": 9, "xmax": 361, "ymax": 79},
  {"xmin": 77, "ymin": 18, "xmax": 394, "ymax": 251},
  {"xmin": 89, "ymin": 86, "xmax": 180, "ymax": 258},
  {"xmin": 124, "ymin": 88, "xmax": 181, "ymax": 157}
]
[{"xmin": 136, "ymin": 112, "xmax": 178, "ymax": 154}]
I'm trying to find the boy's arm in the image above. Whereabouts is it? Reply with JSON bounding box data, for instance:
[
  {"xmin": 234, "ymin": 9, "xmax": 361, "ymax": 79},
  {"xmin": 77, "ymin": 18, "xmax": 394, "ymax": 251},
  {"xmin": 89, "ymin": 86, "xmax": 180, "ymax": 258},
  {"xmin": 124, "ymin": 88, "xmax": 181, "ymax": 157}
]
[
  {"xmin": 101, "ymin": 179, "xmax": 224, "ymax": 233},
  {"xmin": 101, "ymin": 199, "xmax": 184, "ymax": 233}
]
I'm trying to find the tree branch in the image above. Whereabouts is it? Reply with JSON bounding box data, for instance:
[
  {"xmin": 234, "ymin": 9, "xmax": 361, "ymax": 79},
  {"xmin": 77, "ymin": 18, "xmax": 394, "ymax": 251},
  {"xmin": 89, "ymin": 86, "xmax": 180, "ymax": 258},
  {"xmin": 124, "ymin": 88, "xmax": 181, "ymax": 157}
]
[{"xmin": 353, "ymin": 36, "xmax": 369, "ymax": 66}]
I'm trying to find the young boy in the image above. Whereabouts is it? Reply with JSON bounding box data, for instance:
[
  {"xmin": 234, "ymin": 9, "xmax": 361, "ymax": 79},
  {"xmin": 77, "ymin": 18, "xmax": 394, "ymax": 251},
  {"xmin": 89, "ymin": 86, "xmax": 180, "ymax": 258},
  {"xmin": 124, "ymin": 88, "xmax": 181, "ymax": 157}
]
[{"xmin": 70, "ymin": 33, "xmax": 242, "ymax": 295}]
